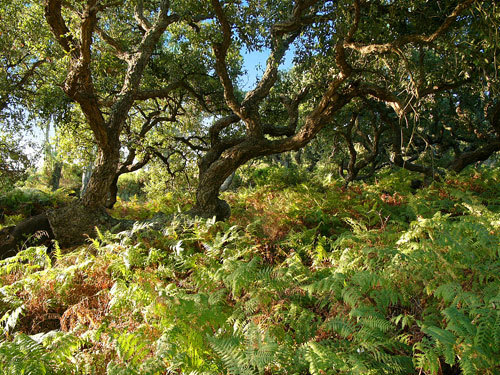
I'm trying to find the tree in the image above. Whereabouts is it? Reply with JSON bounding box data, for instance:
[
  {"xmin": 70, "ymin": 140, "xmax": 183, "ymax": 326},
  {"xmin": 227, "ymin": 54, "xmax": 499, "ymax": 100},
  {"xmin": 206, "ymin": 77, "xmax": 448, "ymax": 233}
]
[
  {"xmin": 3, "ymin": 0, "xmax": 492, "ymax": 252},
  {"xmin": 0, "ymin": 0, "xmax": 54, "ymax": 190},
  {"xmin": 314, "ymin": 1, "xmax": 499, "ymax": 185},
  {"xmin": 43, "ymin": 0, "xmax": 486, "ymax": 220},
  {"xmin": 33, "ymin": 0, "xmax": 223, "ymax": 245},
  {"xmin": 187, "ymin": 0, "xmax": 484, "ymax": 219}
]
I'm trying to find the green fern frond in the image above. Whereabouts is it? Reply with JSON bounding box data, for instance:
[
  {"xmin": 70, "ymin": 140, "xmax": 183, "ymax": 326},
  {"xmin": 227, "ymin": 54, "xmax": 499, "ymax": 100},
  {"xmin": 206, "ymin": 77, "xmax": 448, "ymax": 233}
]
[
  {"xmin": 302, "ymin": 272, "xmax": 345, "ymax": 297},
  {"xmin": 494, "ymin": 310, "xmax": 500, "ymax": 348},
  {"xmin": 434, "ymin": 282, "xmax": 462, "ymax": 304},
  {"xmin": 323, "ymin": 317, "xmax": 355, "ymax": 338},
  {"xmin": 443, "ymin": 307, "xmax": 476, "ymax": 337},
  {"xmin": 342, "ymin": 287, "xmax": 363, "ymax": 307},
  {"xmin": 209, "ymin": 335, "xmax": 256, "ymax": 375},
  {"xmin": 116, "ymin": 332, "xmax": 150, "ymax": 365},
  {"xmin": 359, "ymin": 316, "xmax": 393, "ymax": 334}
]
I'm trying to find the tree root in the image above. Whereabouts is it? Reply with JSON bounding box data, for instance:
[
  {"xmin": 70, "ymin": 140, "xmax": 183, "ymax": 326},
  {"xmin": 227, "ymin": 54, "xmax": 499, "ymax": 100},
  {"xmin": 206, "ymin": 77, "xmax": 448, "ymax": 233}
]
[
  {"xmin": 0, "ymin": 214, "xmax": 54, "ymax": 259},
  {"xmin": 0, "ymin": 203, "xmax": 134, "ymax": 259},
  {"xmin": 0, "ymin": 199, "xmax": 231, "ymax": 259}
]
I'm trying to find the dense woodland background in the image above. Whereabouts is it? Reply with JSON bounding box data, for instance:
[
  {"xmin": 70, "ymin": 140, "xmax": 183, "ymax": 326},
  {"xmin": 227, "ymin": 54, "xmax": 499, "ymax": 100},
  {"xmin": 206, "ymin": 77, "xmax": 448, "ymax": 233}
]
[{"xmin": 0, "ymin": 0, "xmax": 499, "ymax": 374}]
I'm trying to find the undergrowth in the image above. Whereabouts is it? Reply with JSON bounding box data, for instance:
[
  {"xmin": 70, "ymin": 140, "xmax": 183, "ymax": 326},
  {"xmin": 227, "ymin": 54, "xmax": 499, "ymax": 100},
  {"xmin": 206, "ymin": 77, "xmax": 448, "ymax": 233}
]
[{"xmin": 0, "ymin": 167, "xmax": 499, "ymax": 374}]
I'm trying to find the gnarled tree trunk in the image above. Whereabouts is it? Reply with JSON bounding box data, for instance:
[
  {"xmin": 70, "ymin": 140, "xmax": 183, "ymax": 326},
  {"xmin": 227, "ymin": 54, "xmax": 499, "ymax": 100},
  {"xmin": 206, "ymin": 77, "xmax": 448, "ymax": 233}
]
[
  {"xmin": 191, "ymin": 157, "xmax": 237, "ymax": 221},
  {"xmin": 81, "ymin": 146, "xmax": 120, "ymax": 208}
]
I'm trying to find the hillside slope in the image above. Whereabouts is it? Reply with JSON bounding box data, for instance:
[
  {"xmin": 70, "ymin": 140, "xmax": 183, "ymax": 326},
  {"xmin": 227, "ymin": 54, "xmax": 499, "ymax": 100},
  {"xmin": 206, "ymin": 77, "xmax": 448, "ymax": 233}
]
[{"xmin": 0, "ymin": 168, "xmax": 499, "ymax": 374}]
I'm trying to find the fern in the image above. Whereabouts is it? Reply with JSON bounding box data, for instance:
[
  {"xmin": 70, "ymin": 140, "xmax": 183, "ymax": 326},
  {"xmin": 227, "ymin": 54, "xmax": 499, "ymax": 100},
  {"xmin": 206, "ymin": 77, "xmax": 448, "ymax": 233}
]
[
  {"xmin": 323, "ymin": 317, "xmax": 355, "ymax": 338},
  {"xmin": 115, "ymin": 332, "xmax": 150, "ymax": 365},
  {"xmin": 494, "ymin": 310, "xmax": 500, "ymax": 348},
  {"xmin": 209, "ymin": 335, "xmax": 255, "ymax": 375},
  {"xmin": 443, "ymin": 306, "xmax": 476, "ymax": 337},
  {"xmin": 0, "ymin": 331, "xmax": 81, "ymax": 374},
  {"xmin": 302, "ymin": 272, "xmax": 345, "ymax": 297}
]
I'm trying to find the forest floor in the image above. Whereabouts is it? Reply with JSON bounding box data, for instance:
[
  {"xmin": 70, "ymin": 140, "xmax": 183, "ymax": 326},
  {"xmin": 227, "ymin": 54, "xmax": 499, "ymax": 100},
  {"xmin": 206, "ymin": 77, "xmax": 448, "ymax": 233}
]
[{"xmin": 0, "ymin": 167, "xmax": 499, "ymax": 374}]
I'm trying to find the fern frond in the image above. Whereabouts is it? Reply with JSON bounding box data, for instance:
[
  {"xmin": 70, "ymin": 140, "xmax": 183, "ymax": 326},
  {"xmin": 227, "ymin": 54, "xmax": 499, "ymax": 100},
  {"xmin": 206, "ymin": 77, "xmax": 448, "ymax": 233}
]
[{"xmin": 443, "ymin": 307, "xmax": 476, "ymax": 337}]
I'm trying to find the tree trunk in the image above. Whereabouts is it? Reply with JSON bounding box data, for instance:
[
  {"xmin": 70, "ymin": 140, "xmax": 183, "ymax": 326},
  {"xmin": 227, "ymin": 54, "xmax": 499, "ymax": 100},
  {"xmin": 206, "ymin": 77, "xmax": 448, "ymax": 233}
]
[
  {"xmin": 46, "ymin": 143, "xmax": 120, "ymax": 249},
  {"xmin": 105, "ymin": 174, "xmax": 119, "ymax": 209},
  {"xmin": 191, "ymin": 174, "xmax": 232, "ymax": 221},
  {"xmin": 42, "ymin": 144, "xmax": 122, "ymax": 251},
  {"xmin": 50, "ymin": 161, "xmax": 63, "ymax": 191},
  {"xmin": 191, "ymin": 156, "xmax": 240, "ymax": 221},
  {"xmin": 81, "ymin": 146, "xmax": 120, "ymax": 208},
  {"xmin": 81, "ymin": 160, "xmax": 94, "ymax": 198},
  {"xmin": 220, "ymin": 172, "xmax": 235, "ymax": 192},
  {"xmin": 45, "ymin": 202, "xmax": 123, "ymax": 249}
]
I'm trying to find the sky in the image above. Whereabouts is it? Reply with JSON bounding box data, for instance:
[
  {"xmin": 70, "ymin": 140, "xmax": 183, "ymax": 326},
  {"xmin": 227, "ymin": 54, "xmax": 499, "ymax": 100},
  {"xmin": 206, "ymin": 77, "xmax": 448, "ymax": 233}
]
[{"xmin": 240, "ymin": 48, "xmax": 295, "ymax": 90}]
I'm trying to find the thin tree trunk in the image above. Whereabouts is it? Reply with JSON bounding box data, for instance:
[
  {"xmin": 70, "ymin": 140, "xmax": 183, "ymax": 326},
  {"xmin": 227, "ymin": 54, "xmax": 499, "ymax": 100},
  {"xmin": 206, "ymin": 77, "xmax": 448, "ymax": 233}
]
[
  {"xmin": 106, "ymin": 174, "xmax": 119, "ymax": 209},
  {"xmin": 50, "ymin": 161, "xmax": 63, "ymax": 191},
  {"xmin": 220, "ymin": 172, "xmax": 235, "ymax": 192},
  {"xmin": 81, "ymin": 160, "xmax": 94, "ymax": 198}
]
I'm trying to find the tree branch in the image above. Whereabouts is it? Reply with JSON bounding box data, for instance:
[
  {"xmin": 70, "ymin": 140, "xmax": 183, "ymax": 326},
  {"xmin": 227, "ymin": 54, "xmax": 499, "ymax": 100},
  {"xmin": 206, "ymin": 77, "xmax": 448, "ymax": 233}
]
[
  {"xmin": 210, "ymin": 0, "xmax": 242, "ymax": 115},
  {"xmin": 134, "ymin": 82, "xmax": 184, "ymax": 101},
  {"xmin": 344, "ymin": 0, "xmax": 476, "ymax": 55},
  {"xmin": 44, "ymin": 0, "xmax": 79, "ymax": 57},
  {"xmin": 262, "ymin": 86, "xmax": 310, "ymax": 137},
  {"xmin": 94, "ymin": 26, "xmax": 129, "ymax": 60},
  {"xmin": 209, "ymin": 114, "xmax": 240, "ymax": 145},
  {"xmin": 134, "ymin": 0, "xmax": 153, "ymax": 32},
  {"xmin": 108, "ymin": 0, "xmax": 179, "ymax": 132}
]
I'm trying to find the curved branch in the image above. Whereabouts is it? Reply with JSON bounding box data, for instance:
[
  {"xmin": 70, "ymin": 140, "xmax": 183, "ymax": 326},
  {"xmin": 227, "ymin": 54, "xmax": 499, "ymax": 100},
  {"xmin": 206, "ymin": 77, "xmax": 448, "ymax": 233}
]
[
  {"xmin": 95, "ymin": 26, "xmax": 129, "ymax": 60},
  {"xmin": 344, "ymin": 0, "xmax": 476, "ymax": 55},
  {"xmin": 449, "ymin": 141, "xmax": 500, "ymax": 172},
  {"xmin": 262, "ymin": 86, "xmax": 310, "ymax": 137},
  {"xmin": 45, "ymin": 0, "xmax": 79, "ymax": 57},
  {"xmin": 210, "ymin": 0, "xmax": 242, "ymax": 115},
  {"xmin": 209, "ymin": 114, "xmax": 240, "ymax": 145}
]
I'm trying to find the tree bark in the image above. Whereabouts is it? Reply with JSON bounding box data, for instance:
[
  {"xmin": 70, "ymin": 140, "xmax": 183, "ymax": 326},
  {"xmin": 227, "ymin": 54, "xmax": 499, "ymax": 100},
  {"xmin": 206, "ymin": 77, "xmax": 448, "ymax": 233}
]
[
  {"xmin": 105, "ymin": 152, "xmax": 150, "ymax": 209},
  {"xmin": 105, "ymin": 174, "xmax": 119, "ymax": 209},
  {"xmin": 81, "ymin": 145, "xmax": 120, "ymax": 208},
  {"xmin": 50, "ymin": 161, "xmax": 63, "ymax": 191},
  {"xmin": 448, "ymin": 141, "xmax": 500, "ymax": 173},
  {"xmin": 191, "ymin": 158, "xmax": 236, "ymax": 221},
  {"xmin": 220, "ymin": 172, "xmax": 235, "ymax": 192},
  {"xmin": 45, "ymin": 202, "xmax": 123, "ymax": 249}
]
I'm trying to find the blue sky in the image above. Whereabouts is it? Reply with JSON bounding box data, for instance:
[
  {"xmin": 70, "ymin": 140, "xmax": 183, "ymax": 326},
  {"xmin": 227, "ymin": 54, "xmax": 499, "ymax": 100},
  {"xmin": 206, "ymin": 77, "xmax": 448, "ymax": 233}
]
[{"xmin": 240, "ymin": 48, "xmax": 295, "ymax": 90}]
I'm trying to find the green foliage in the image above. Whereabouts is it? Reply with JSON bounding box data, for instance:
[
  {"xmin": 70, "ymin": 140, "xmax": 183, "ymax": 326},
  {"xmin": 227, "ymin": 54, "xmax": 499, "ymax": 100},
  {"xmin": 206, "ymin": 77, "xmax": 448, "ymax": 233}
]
[
  {"xmin": 0, "ymin": 188, "xmax": 71, "ymax": 223},
  {"xmin": 0, "ymin": 331, "xmax": 82, "ymax": 374},
  {"xmin": 1, "ymin": 169, "xmax": 500, "ymax": 374},
  {"xmin": 248, "ymin": 165, "xmax": 307, "ymax": 187},
  {"xmin": 115, "ymin": 172, "xmax": 149, "ymax": 203}
]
